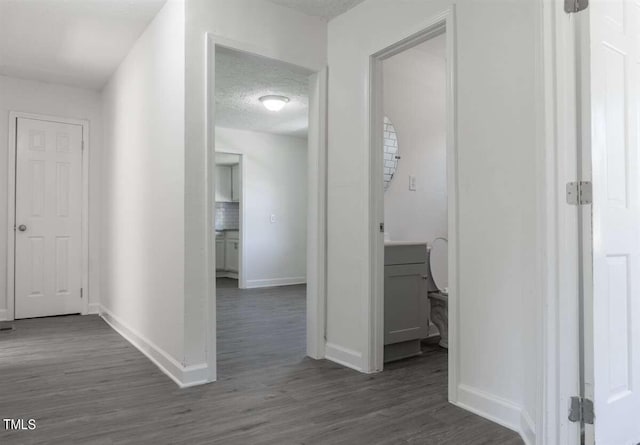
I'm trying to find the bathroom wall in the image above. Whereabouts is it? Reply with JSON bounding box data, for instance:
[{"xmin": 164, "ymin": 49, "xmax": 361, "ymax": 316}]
[{"xmin": 383, "ymin": 34, "xmax": 447, "ymax": 288}]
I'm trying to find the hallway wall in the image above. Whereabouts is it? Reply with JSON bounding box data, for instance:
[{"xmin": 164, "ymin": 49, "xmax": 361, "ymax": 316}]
[
  {"xmin": 184, "ymin": 0, "xmax": 327, "ymax": 375},
  {"xmin": 326, "ymin": 0, "xmax": 540, "ymax": 442},
  {"xmin": 100, "ymin": 0, "xmax": 193, "ymax": 384}
]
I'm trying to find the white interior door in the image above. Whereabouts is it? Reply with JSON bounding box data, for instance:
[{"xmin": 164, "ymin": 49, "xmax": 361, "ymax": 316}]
[
  {"xmin": 584, "ymin": 1, "xmax": 640, "ymax": 443},
  {"xmin": 14, "ymin": 117, "xmax": 84, "ymax": 319}
]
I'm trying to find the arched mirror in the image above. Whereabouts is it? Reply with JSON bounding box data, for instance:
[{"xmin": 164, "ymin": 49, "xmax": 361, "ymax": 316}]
[{"xmin": 383, "ymin": 116, "xmax": 400, "ymax": 191}]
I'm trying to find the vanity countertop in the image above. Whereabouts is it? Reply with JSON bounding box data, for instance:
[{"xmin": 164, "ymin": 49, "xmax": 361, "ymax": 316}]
[
  {"xmin": 384, "ymin": 241, "xmax": 427, "ymax": 247},
  {"xmin": 216, "ymin": 230, "xmax": 239, "ymax": 240}
]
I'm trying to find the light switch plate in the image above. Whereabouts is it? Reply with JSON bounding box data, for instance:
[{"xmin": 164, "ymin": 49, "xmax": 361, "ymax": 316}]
[
  {"xmin": 270, "ymin": 214, "xmax": 276, "ymax": 223},
  {"xmin": 409, "ymin": 175, "xmax": 417, "ymax": 191}
]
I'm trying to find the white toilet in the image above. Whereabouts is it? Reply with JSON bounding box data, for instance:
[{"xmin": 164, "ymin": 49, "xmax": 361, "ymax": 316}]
[{"xmin": 425, "ymin": 238, "xmax": 448, "ymax": 348}]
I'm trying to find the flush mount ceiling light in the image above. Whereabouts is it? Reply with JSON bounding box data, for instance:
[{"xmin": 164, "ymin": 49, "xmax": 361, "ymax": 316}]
[{"xmin": 259, "ymin": 95, "xmax": 290, "ymax": 112}]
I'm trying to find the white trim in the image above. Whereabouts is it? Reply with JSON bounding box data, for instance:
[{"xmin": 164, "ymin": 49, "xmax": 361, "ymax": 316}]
[
  {"xmin": 324, "ymin": 342, "xmax": 364, "ymax": 372},
  {"xmin": 205, "ymin": 33, "xmax": 329, "ymax": 378},
  {"xmin": 520, "ymin": 410, "xmax": 537, "ymax": 445},
  {"xmin": 366, "ymin": 8, "xmax": 459, "ymax": 401},
  {"xmin": 538, "ymin": 1, "xmax": 582, "ymax": 444},
  {"xmin": 0, "ymin": 309, "xmax": 7, "ymax": 321},
  {"xmin": 205, "ymin": 33, "xmax": 218, "ymax": 383},
  {"xmin": 455, "ymin": 384, "xmax": 523, "ymax": 436},
  {"xmin": 244, "ymin": 277, "xmax": 306, "ymax": 289},
  {"xmin": 306, "ymin": 67, "xmax": 328, "ymax": 360},
  {"xmin": 81, "ymin": 119, "xmax": 90, "ymax": 318},
  {"xmin": 6, "ymin": 111, "xmax": 91, "ymax": 321},
  {"xmin": 455, "ymin": 386, "xmax": 537, "ymax": 445},
  {"xmin": 88, "ymin": 303, "xmax": 100, "ymax": 315},
  {"xmin": 238, "ymin": 154, "xmax": 246, "ymax": 289},
  {"xmin": 100, "ymin": 306, "xmax": 209, "ymax": 388}
]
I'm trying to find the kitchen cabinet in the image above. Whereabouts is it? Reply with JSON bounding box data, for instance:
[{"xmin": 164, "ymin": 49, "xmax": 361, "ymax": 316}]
[
  {"xmin": 215, "ymin": 166, "xmax": 232, "ymax": 202},
  {"xmin": 215, "ymin": 239, "xmax": 225, "ymax": 271},
  {"xmin": 215, "ymin": 164, "xmax": 240, "ymax": 203},
  {"xmin": 225, "ymin": 239, "xmax": 239, "ymax": 272},
  {"xmin": 231, "ymin": 164, "xmax": 240, "ymax": 202}
]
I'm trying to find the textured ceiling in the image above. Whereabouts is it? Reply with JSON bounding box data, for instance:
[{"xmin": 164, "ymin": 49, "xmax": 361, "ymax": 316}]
[
  {"xmin": 215, "ymin": 46, "xmax": 312, "ymax": 138},
  {"xmin": 0, "ymin": 0, "xmax": 166, "ymax": 89},
  {"xmin": 268, "ymin": 0, "xmax": 366, "ymax": 20}
]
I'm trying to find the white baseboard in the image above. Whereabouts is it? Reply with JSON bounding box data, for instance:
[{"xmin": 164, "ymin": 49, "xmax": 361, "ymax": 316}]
[
  {"xmin": 244, "ymin": 277, "xmax": 306, "ymax": 289},
  {"xmin": 87, "ymin": 303, "xmax": 100, "ymax": 315},
  {"xmin": 0, "ymin": 309, "xmax": 7, "ymax": 321},
  {"xmin": 325, "ymin": 342, "xmax": 363, "ymax": 372},
  {"xmin": 99, "ymin": 306, "xmax": 209, "ymax": 388},
  {"xmin": 454, "ymin": 384, "xmax": 524, "ymax": 437},
  {"xmin": 520, "ymin": 409, "xmax": 536, "ymax": 445}
]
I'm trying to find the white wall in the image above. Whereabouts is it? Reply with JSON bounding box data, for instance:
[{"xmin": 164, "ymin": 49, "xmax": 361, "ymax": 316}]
[
  {"xmin": 216, "ymin": 128, "xmax": 307, "ymax": 288},
  {"xmin": 101, "ymin": 0, "xmax": 189, "ymax": 379},
  {"xmin": 327, "ymin": 0, "xmax": 539, "ymax": 441},
  {"xmin": 0, "ymin": 75, "xmax": 102, "ymax": 320},
  {"xmin": 383, "ymin": 39, "xmax": 447, "ymax": 284},
  {"xmin": 184, "ymin": 0, "xmax": 327, "ymax": 375}
]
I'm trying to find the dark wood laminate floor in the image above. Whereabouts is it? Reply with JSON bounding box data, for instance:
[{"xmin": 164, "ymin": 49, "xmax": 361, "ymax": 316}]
[
  {"xmin": 0, "ymin": 279, "xmax": 522, "ymax": 445},
  {"xmin": 217, "ymin": 278, "xmax": 307, "ymax": 378}
]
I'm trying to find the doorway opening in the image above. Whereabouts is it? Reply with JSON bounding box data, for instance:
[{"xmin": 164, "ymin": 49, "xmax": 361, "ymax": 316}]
[
  {"xmin": 211, "ymin": 44, "xmax": 325, "ymax": 378},
  {"xmin": 369, "ymin": 14, "xmax": 458, "ymax": 397},
  {"xmin": 214, "ymin": 152, "xmax": 242, "ymax": 288}
]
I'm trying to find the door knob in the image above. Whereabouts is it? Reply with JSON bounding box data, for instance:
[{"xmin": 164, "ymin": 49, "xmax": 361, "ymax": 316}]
[{"xmin": 18, "ymin": 225, "xmax": 27, "ymax": 232}]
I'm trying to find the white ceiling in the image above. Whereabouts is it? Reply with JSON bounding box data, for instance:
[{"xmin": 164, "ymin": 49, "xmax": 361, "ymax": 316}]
[
  {"xmin": 268, "ymin": 0, "xmax": 366, "ymax": 20},
  {"xmin": 215, "ymin": 46, "xmax": 313, "ymax": 138},
  {"xmin": 0, "ymin": 0, "xmax": 166, "ymax": 90}
]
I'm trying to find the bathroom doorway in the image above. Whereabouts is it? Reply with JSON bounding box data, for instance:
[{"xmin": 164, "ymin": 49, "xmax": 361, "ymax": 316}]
[{"xmin": 369, "ymin": 14, "xmax": 458, "ymax": 396}]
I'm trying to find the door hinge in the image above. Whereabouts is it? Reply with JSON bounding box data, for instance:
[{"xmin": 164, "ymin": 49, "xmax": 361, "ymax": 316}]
[
  {"xmin": 81, "ymin": 140, "xmax": 85, "ymax": 150},
  {"xmin": 566, "ymin": 181, "xmax": 592, "ymax": 205},
  {"xmin": 565, "ymin": 0, "xmax": 588, "ymax": 13},
  {"xmin": 80, "ymin": 288, "xmax": 83, "ymax": 299},
  {"xmin": 569, "ymin": 396, "xmax": 594, "ymax": 425},
  {"xmin": 379, "ymin": 222, "xmax": 385, "ymax": 233}
]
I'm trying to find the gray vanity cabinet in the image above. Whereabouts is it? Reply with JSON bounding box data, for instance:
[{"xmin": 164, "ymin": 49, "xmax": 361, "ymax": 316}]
[{"xmin": 384, "ymin": 243, "xmax": 429, "ymax": 362}]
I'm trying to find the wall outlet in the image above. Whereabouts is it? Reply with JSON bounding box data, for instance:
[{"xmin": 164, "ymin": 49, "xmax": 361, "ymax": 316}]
[
  {"xmin": 270, "ymin": 214, "xmax": 276, "ymax": 223},
  {"xmin": 409, "ymin": 175, "xmax": 417, "ymax": 191}
]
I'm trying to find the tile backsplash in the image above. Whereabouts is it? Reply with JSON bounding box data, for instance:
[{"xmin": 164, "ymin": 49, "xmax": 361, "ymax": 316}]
[{"xmin": 215, "ymin": 202, "xmax": 239, "ymax": 230}]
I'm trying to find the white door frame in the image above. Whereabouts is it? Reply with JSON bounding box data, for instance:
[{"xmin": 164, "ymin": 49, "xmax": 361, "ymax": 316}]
[
  {"xmin": 6, "ymin": 111, "xmax": 90, "ymax": 321},
  {"xmin": 538, "ymin": 1, "xmax": 583, "ymax": 443},
  {"xmin": 204, "ymin": 33, "xmax": 329, "ymax": 380},
  {"xmin": 213, "ymin": 150, "xmax": 246, "ymax": 288},
  {"xmin": 367, "ymin": 9, "xmax": 459, "ymax": 396}
]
